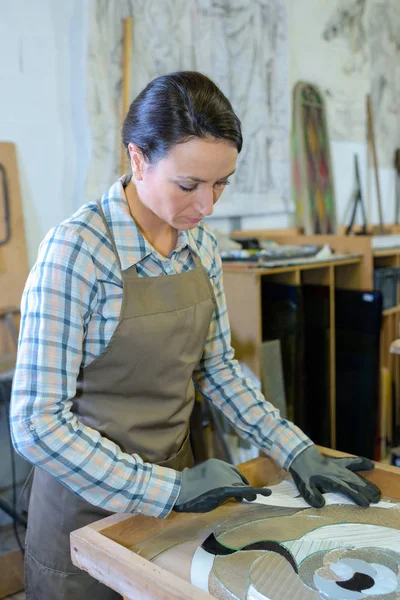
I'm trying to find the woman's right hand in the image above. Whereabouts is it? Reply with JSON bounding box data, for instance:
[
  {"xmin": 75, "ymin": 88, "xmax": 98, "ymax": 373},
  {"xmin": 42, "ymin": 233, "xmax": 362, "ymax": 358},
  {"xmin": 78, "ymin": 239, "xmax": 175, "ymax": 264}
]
[{"xmin": 173, "ymin": 458, "xmax": 271, "ymax": 513}]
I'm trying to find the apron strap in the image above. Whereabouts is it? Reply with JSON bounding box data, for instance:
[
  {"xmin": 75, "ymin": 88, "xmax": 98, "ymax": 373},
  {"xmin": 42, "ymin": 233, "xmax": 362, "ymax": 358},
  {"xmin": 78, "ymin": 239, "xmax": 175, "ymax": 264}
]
[{"xmin": 191, "ymin": 253, "xmax": 203, "ymax": 269}]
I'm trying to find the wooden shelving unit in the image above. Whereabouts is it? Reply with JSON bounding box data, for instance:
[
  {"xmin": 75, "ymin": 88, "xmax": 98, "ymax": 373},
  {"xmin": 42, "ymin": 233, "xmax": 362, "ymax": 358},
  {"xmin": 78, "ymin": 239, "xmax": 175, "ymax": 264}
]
[
  {"xmin": 223, "ymin": 255, "xmax": 363, "ymax": 450},
  {"xmin": 372, "ymin": 245, "xmax": 400, "ymax": 452},
  {"xmin": 225, "ymin": 231, "xmax": 400, "ymax": 454}
]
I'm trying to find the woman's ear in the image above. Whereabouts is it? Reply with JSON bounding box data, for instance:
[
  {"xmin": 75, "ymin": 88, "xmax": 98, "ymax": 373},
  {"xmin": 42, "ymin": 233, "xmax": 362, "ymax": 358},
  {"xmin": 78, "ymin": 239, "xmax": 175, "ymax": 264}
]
[{"xmin": 128, "ymin": 143, "xmax": 145, "ymax": 182}]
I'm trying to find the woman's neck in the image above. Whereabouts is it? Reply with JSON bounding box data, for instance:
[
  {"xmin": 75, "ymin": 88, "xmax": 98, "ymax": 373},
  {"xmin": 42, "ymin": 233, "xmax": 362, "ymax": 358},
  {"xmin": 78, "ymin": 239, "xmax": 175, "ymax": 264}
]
[{"xmin": 125, "ymin": 180, "xmax": 177, "ymax": 257}]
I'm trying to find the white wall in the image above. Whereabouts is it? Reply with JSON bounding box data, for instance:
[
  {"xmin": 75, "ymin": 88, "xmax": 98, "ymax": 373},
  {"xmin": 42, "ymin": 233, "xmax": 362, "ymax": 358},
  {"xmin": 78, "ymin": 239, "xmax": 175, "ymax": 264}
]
[
  {"xmin": 287, "ymin": 0, "xmax": 398, "ymax": 231},
  {"xmin": 0, "ymin": 1, "xmax": 397, "ymax": 265},
  {"xmin": 244, "ymin": 2, "xmax": 398, "ymax": 234},
  {"xmin": 0, "ymin": 0, "xmax": 91, "ymax": 266},
  {"xmin": 330, "ymin": 141, "xmax": 396, "ymax": 228}
]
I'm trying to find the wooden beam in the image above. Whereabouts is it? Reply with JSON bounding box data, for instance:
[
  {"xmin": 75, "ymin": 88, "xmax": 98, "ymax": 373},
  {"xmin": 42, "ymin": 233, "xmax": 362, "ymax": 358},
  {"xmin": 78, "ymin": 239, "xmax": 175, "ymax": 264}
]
[
  {"xmin": 120, "ymin": 17, "xmax": 133, "ymax": 175},
  {"xmin": 366, "ymin": 94, "xmax": 384, "ymax": 232}
]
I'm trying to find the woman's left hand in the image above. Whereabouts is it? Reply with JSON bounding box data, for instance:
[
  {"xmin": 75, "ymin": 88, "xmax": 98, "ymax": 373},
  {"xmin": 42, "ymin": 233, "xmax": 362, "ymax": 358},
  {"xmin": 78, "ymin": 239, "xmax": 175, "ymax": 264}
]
[{"xmin": 289, "ymin": 445, "xmax": 381, "ymax": 508}]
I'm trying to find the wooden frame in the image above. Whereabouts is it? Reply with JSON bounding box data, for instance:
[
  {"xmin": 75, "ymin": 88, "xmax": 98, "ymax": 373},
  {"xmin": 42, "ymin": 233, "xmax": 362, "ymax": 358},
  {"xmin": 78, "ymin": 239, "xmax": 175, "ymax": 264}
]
[
  {"xmin": 0, "ymin": 143, "xmax": 29, "ymax": 314},
  {"xmin": 71, "ymin": 449, "xmax": 400, "ymax": 600},
  {"xmin": 120, "ymin": 17, "xmax": 133, "ymax": 175}
]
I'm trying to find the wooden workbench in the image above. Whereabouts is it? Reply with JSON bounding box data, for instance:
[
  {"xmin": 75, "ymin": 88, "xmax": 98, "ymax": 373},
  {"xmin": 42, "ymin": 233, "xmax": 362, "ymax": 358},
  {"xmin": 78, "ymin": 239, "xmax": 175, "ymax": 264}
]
[{"xmin": 71, "ymin": 449, "xmax": 400, "ymax": 600}]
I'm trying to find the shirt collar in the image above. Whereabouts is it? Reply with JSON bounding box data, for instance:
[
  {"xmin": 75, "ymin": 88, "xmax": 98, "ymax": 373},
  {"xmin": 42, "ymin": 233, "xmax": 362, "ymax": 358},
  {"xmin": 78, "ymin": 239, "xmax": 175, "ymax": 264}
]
[{"xmin": 100, "ymin": 176, "xmax": 200, "ymax": 271}]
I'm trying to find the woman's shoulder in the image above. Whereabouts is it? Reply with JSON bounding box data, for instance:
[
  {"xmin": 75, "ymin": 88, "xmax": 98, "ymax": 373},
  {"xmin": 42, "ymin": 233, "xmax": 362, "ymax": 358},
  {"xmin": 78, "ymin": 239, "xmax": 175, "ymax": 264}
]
[
  {"xmin": 31, "ymin": 203, "xmax": 110, "ymax": 279},
  {"xmin": 40, "ymin": 202, "xmax": 106, "ymax": 255}
]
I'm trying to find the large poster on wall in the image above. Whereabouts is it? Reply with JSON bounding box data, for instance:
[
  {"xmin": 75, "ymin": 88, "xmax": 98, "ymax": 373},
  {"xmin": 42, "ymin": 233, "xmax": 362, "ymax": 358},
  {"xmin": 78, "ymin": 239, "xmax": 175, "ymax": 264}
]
[{"xmin": 86, "ymin": 0, "xmax": 292, "ymax": 218}]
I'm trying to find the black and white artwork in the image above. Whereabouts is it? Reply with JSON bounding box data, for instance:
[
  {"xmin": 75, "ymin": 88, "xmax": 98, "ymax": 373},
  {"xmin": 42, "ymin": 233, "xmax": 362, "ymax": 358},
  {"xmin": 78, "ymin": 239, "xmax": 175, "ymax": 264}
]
[
  {"xmin": 289, "ymin": 0, "xmax": 400, "ymax": 168},
  {"xmin": 367, "ymin": 1, "xmax": 400, "ymax": 170},
  {"xmin": 86, "ymin": 0, "xmax": 291, "ymax": 217}
]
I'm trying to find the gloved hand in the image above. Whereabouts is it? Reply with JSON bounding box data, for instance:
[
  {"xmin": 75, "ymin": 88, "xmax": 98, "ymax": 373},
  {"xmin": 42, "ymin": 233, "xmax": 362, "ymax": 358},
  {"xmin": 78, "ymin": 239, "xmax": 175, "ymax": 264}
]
[
  {"xmin": 173, "ymin": 458, "xmax": 271, "ymax": 513},
  {"xmin": 289, "ymin": 445, "xmax": 381, "ymax": 508}
]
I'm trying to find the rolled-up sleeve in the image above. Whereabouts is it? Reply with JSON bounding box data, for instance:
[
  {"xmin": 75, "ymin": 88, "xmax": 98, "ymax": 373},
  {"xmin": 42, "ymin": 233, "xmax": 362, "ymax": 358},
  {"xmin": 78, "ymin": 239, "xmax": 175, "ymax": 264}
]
[
  {"xmin": 10, "ymin": 225, "xmax": 180, "ymax": 517},
  {"xmin": 193, "ymin": 236, "xmax": 313, "ymax": 470}
]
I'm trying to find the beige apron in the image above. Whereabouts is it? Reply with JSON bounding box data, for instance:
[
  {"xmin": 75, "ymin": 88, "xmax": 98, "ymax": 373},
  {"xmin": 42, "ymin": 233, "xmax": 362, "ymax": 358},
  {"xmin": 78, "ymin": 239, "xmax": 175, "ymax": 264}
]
[{"xmin": 23, "ymin": 201, "xmax": 216, "ymax": 599}]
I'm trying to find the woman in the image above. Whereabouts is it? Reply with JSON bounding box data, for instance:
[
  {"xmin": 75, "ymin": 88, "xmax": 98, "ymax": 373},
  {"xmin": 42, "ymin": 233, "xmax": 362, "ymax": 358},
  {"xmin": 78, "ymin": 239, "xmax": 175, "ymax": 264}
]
[{"xmin": 11, "ymin": 71, "xmax": 379, "ymax": 599}]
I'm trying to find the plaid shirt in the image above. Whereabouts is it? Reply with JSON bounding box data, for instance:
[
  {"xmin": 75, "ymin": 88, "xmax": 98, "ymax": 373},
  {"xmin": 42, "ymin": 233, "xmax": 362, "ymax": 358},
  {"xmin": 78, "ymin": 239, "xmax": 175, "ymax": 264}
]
[{"xmin": 10, "ymin": 176, "xmax": 312, "ymax": 518}]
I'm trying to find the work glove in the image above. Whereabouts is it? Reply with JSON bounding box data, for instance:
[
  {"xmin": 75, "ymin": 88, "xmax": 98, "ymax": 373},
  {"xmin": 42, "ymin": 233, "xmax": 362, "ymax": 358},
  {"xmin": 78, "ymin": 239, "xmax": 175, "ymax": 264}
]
[
  {"xmin": 289, "ymin": 445, "xmax": 381, "ymax": 508},
  {"xmin": 173, "ymin": 458, "xmax": 272, "ymax": 513}
]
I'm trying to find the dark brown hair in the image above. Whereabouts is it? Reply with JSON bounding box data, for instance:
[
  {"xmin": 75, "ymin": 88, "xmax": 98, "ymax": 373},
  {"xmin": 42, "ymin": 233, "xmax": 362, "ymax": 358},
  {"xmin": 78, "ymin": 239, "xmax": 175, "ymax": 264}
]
[{"xmin": 122, "ymin": 71, "xmax": 242, "ymax": 163}]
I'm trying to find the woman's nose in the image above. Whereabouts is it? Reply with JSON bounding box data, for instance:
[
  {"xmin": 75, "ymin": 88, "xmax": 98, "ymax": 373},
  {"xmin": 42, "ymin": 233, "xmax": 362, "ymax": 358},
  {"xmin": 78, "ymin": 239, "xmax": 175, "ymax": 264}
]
[{"xmin": 198, "ymin": 189, "xmax": 215, "ymax": 217}]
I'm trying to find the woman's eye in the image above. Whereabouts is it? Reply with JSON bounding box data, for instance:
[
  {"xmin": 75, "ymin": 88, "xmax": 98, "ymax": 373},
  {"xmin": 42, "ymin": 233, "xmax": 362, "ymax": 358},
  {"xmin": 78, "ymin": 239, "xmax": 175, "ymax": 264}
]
[
  {"xmin": 215, "ymin": 180, "xmax": 231, "ymax": 188},
  {"xmin": 178, "ymin": 180, "xmax": 230, "ymax": 192}
]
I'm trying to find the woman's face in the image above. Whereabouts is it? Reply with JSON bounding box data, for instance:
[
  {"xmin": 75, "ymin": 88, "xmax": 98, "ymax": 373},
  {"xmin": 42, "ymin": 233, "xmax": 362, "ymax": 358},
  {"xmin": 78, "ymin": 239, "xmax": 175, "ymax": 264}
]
[{"xmin": 129, "ymin": 137, "xmax": 238, "ymax": 230}]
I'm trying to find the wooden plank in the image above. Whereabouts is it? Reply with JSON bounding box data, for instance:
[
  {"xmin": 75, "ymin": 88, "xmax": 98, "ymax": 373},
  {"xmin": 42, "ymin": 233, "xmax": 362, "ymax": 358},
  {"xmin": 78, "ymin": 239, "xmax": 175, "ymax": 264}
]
[
  {"xmin": 337, "ymin": 224, "xmax": 400, "ymax": 235},
  {"xmin": 0, "ymin": 550, "xmax": 24, "ymax": 599},
  {"xmin": 380, "ymin": 367, "xmax": 389, "ymax": 459},
  {"xmin": 120, "ymin": 17, "xmax": 133, "ymax": 175},
  {"xmin": 232, "ymin": 227, "xmax": 303, "ymax": 239},
  {"xmin": 223, "ymin": 257, "xmax": 362, "ymax": 276},
  {"xmin": 374, "ymin": 250, "xmax": 400, "ymax": 260},
  {"xmin": 0, "ymin": 143, "xmax": 29, "ymax": 312},
  {"xmin": 223, "ymin": 271, "xmax": 261, "ymax": 378},
  {"xmin": 383, "ymin": 305, "xmax": 400, "ymax": 317},
  {"xmin": 367, "ymin": 94, "xmax": 384, "ymax": 232}
]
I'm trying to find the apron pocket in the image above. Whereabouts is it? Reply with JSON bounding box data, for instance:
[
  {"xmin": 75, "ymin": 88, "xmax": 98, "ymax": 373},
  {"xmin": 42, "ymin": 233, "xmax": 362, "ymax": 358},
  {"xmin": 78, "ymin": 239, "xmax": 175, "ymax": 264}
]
[
  {"xmin": 158, "ymin": 433, "xmax": 194, "ymax": 471},
  {"xmin": 19, "ymin": 466, "xmax": 35, "ymax": 515}
]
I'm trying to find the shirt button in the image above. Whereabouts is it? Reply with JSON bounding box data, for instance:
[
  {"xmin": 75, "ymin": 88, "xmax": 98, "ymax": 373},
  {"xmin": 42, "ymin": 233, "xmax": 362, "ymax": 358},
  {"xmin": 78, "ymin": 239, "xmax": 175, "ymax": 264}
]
[{"xmin": 29, "ymin": 425, "xmax": 35, "ymax": 431}]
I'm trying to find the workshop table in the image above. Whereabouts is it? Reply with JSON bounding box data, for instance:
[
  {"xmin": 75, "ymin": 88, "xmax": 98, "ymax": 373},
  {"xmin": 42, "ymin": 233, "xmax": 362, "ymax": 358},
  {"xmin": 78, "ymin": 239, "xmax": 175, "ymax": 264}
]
[{"xmin": 70, "ymin": 448, "xmax": 400, "ymax": 600}]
